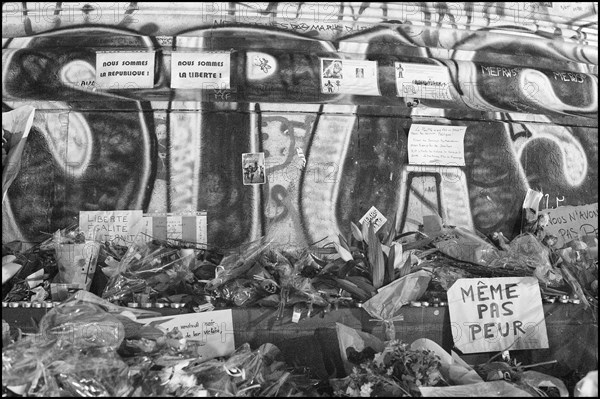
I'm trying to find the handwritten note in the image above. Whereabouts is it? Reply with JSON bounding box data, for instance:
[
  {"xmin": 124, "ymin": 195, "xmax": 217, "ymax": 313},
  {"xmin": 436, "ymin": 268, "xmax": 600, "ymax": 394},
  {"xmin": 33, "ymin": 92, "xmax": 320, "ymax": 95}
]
[
  {"xmin": 171, "ymin": 52, "xmax": 231, "ymax": 89},
  {"xmin": 79, "ymin": 210, "xmax": 143, "ymax": 244},
  {"xmin": 167, "ymin": 215, "xmax": 183, "ymax": 241},
  {"xmin": 320, "ymin": 58, "xmax": 380, "ymax": 96},
  {"xmin": 448, "ymin": 277, "xmax": 548, "ymax": 354},
  {"xmin": 541, "ymin": 203, "xmax": 598, "ymax": 248},
  {"xmin": 408, "ymin": 124, "xmax": 467, "ymax": 166},
  {"xmin": 95, "ymin": 51, "xmax": 155, "ymax": 89},
  {"xmin": 359, "ymin": 206, "xmax": 388, "ymax": 233},
  {"xmin": 142, "ymin": 310, "xmax": 235, "ymax": 360},
  {"xmin": 395, "ymin": 62, "xmax": 453, "ymax": 100}
]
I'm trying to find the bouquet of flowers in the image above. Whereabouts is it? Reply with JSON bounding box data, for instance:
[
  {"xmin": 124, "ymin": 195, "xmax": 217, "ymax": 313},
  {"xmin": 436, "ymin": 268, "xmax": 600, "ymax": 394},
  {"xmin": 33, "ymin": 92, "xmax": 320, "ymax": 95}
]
[
  {"xmin": 102, "ymin": 234, "xmax": 201, "ymax": 304},
  {"xmin": 333, "ymin": 339, "xmax": 445, "ymax": 397}
]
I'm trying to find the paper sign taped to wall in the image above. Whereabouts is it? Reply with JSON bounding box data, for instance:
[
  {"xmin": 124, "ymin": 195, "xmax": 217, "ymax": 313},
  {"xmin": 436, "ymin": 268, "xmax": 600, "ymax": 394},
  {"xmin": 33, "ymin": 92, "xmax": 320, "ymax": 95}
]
[
  {"xmin": 540, "ymin": 203, "xmax": 598, "ymax": 248},
  {"xmin": 80, "ymin": 210, "xmax": 144, "ymax": 244},
  {"xmin": 395, "ymin": 62, "xmax": 453, "ymax": 100},
  {"xmin": 142, "ymin": 212, "xmax": 207, "ymax": 247},
  {"xmin": 142, "ymin": 309, "xmax": 235, "ymax": 360},
  {"xmin": 408, "ymin": 124, "xmax": 467, "ymax": 166},
  {"xmin": 359, "ymin": 206, "xmax": 387, "ymax": 233},
  {"xmin": 448, "ymin": 277, "xmax": 548, "ymax": 354},
  {"xmin": 95, "ymin": 51, "xmax": 155, "ymax": 89},
  {"xmin": 171, "ymin": 52, "xmax": 231, "ymax": 89},
  {"xmin": 320, "ymin": 58, "xmax": 380, "ymax": 96}
]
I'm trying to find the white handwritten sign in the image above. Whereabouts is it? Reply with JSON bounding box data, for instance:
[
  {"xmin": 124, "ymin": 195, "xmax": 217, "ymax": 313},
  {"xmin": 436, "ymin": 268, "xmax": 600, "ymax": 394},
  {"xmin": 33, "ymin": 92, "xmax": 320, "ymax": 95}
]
[
  {"xmin": 142, "ymin": 310, "xmax": 235, "ymax": 360},
  {"xmin": 359, "ymin": 206, "xmax": 387, "ymax": 233},
  {"xmin": 395, "ymin": 62, "xmax": 453, "ymax": 100},
  {"xmin": 448, "ymin": 277, "xmax": 548, "ymax": 354},
  {"xmin": 408, "ymin": 124, "xmax": 467, "ymax": 166},
  {"xmin": 320, "ymin": 58, "xmax": 380, "ymax": 96},
  {"xmin": 541, "ymin": 203, "xmax": 598, "ymax": 248},
  {"xmin": 551, "ymin": 2, "xmax": 596, "ymax": 17},
  {"xmin": 171, "ymin": 52, "xmax": 231, "ymax": 89},
  {"xmin": 95, "ymin": 51, "xmax": 155, "ymax": 89},
  {"xmin": 79, "ymin": 210, "xmax": 143, "ymax": 244}
]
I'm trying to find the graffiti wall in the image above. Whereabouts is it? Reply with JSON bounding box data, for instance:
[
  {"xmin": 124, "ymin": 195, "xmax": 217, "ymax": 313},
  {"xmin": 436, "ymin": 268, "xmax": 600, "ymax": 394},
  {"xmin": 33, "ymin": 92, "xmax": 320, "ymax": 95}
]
[{"xmin": 2, "ymin": 2, "xmax": 598, "ymax": 250}]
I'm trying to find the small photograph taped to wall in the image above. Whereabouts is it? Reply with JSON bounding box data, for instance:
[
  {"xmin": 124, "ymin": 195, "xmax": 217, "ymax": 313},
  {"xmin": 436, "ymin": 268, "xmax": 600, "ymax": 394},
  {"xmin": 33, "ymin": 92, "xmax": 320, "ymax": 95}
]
[
  {"xmin": 322, "ymin": 59, "xmax": 343, "ymax": 79},
  {"xmin": 242, "ymin": 152, "xmax": 266, "ymax": 185}
]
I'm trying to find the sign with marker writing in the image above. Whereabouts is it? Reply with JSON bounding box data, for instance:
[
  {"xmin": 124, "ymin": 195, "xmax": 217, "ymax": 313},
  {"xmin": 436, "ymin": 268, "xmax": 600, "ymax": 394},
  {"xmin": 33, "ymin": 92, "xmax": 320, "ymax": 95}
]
[
  {"xmin": 408, "ymin": 124, "xmax": 467, "ymax": 166},
  {"xmin": 320, "ymin": 58, "xmax": 380, "ymax": 96},
  {"xmin": 541, "ymin": 203, "xmax": 598, "ymax": 248},
  {"xmin": 395, "ymin": 62, "xmax": 453, "ymax": 100},
  {"xmin": 448, "ymin": 277, "xmax": 548, "ymax": 354},
  {"xmin": 142, "ymin": 310, "xmax": 235, "ymax": 360},
  {"xmin": 80, "ymin": 210, "xmax": 143, "ymax": 244},
  {"xmin": 95, "ymin": 51, "xmax": 155, "ymax": 89},
  {"xmin": 171, "ymin": 52, "xmax": 231, "ymax": 89},
  {"xmin": 359, "ymin": 206, "xmax": 387, "ymax": 233}
]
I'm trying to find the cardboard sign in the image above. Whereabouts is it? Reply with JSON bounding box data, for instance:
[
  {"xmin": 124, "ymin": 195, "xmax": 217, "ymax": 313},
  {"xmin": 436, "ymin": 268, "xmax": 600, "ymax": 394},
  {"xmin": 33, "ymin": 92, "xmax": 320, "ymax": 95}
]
[
  {"xmin": 408, "ymin": 124, "xmax": 467, "ymax": 166},
  {"xmin": 142, "ymin": 310, "xmax": 235, "ymax": 360},
  {"xmin": 395, "ymin": 62, "xmax": 453, "ymax": 100},
  {"xmin": 95, "ymin": 51, "xmax": 155, "ymax": 89},
  {"xmin": 142, "ymin": 212, "xmax": 208, "ymax": 246},
  {"xmin": 320, "ymin": 58, "xmax": 380, "ymax": 96},
  {"xmin": 541, "ymin": 203, "xmax": 598, "ymax": 248},
  {"xmin": 359, "ymin": 206, "xmax": 387, "ymax": 233},
  {"xmin": 171, "ymin": 52, "xmax": 231, "ymax": 89},
  {"xmin": 80, "ymin": 210, "xmax": 143, "ymax": 244},
  {"xmin": 448, "ymin": 277, "xmax": 549, "ymax": 354}
]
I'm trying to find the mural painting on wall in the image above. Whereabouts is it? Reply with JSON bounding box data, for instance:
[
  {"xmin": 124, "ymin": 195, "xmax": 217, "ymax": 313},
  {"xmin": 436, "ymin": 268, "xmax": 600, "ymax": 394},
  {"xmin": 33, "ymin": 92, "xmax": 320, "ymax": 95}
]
[{"xmin": 2, "ymin": 2, "xmax": 598, "ymax": 250}]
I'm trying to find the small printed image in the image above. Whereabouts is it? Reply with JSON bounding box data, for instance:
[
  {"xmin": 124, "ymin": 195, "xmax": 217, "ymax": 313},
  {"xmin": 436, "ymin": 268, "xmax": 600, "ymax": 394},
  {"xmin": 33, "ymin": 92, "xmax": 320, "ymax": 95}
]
[
  {"xmin": 322, "ymin": 59, "xmax": 343, "ymax": 79},
  {"xmin": 323, "ymin": 79, "xmax": 337, "ymax": 93},
  {"xmin": 355, "ymin": 68, "xmax": 364, "ymax": 78},
  {"xmin": 396, "ymin": 63, "xmax": 404, "ymax": 78},
  {"xmin": 242, "ymin": 152, "xmax": 266, "ymax": 185}
]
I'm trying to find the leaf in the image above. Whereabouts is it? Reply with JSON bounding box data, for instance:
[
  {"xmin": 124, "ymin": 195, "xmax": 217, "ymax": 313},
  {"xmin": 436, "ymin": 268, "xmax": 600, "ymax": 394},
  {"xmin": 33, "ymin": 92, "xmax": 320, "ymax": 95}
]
[
  {"xmin": 310, "ymin": 246, "xmax": 338, "ymax": 255},
  {"xmin": 338, "ymin": 234, "xmax": 351, "ymax": 252},
  {"xmin": 391, "ymin": 243, "xmax": 404, "ymax": 270},
  {"xmin": 374, "ymin": 246, "xmax": 385, "ymax": 289},
  {"xmin": 332, "ymin": 277, "xmax": 370, "ymax": 301},
  {"xmin": 361, "ymin": 220, "xmax": 370, "ymax": 244},
  {"xmin": 368, "ymin": 224, "xmax": 385, "ymax": 289},
  {"xmin": 398, "ymin": 255, "xmax": 412, "ymax": 278},
  {"xmin": 385, "ymin": 243, "xmax": 395, "ymax": 285},
  {"xmin": 322, "ymin": 258, "xmax": 347, "ymax": 274},
  {"xmin": 350, "ymin": 221, "xmax": 363, "ymax": 242},
  {"xmin": 310, "ymin": 253, "xmax": 328, "ymax": 267},
  {"xmin": 345, "ymin": 275, "xmax": 377, "ymax": 296},
  {"xmin": 334, "ymin": 242, "xmax": 354, "ymax": 262},
  {"xmin": 381, "ymin": 244, "xmax": 390, "ymax": 256},
  {"xmin": 384, "ymin": 212, "xmax": 398, "ymax": 246},
  {"xmin": 338, "ymin": 259, "xmax": 358, "ymax": 278}
]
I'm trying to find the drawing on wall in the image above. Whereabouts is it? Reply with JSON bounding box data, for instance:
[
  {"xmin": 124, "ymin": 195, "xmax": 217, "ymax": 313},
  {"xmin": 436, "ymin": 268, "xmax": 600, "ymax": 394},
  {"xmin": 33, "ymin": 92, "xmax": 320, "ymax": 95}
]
[
  {"xmin": 2, "ymin": 2, "xmax": 597, "ymax": 250},
  {"xmin": 322, "ymin": 60, "xmax": 343, "ymax": 79}
]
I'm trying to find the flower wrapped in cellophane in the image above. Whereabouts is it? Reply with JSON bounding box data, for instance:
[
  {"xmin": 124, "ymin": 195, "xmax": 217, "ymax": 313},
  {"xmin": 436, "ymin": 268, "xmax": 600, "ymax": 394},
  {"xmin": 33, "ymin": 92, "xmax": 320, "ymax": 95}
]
[
  {"xmin": 101, "ymin": 234, "xmax": 200, "ymax": 304},
  {"xmin": 2, "ymin": 296, "xmax": 131, "ymax": 397}
]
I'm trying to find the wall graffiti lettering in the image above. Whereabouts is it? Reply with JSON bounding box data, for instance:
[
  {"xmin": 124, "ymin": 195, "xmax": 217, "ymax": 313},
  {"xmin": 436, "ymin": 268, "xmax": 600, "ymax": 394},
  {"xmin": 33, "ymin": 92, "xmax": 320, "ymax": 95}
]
[{"xmin": 2, "ymin": 2, "xmax": 597, "ymax": 249}]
